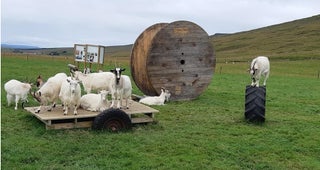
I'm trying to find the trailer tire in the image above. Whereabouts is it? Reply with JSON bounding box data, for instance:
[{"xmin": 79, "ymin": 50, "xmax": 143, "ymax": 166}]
[
  {"xmin": 92, "ymin": 108, "xmax": 132, "ymax": 132},
  {"xmin": 245, "ymin": 85, "xmax": 266, "ymax": 122}
]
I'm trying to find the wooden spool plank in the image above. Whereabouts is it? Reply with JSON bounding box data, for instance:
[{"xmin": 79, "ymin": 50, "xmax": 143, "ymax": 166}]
[{"xmin": 130, "ymin": 23, "xmax": 169, "ymax": 96}]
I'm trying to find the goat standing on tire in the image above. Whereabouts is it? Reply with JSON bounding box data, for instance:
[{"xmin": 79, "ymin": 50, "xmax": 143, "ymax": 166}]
[{"xmin": 249, "ymin": 56, "xmax": 270, "ymax": 87}]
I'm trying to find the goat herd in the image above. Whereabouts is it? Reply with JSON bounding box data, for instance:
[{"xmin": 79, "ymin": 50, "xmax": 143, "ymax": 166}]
[
  {"xmin": 4, "ymin": 56, "xmax": 269, "ymax": 116},
  {"xmin": 4, "ymin": 66, "xmax": 172, "ymax": 115}
]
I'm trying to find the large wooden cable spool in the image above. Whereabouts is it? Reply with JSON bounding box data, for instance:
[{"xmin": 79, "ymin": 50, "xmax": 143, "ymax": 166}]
[
  {"xmin": 130, "ymin": 21, "xmax": 215, "ymax": 101},
  {"xmin": 131, "ymin": 23, "xmax": 169, "ymax": 95}
]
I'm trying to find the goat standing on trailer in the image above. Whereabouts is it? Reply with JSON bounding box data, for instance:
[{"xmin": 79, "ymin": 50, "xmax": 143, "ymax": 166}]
[
  {"xmin": 33, "ymin": 73, "xmax": 68, "ymax": 113},
  {"xmin": 35, "ymin": 73, "xmax": 67, "ymax": 89},
  {"xmin": 59, "ymin": 77, "xmax": 81, "ymax": 115},
  {"xmin": 72, "ymin": 71, "xmax": 113, "ymax": 93},
  {"xmin": 249, "ymin": 56, "xmax": 270, "ymax": 87},
  {"xmin": 109, "ymin": 68, "xmax": 132, "ymax": 109}
]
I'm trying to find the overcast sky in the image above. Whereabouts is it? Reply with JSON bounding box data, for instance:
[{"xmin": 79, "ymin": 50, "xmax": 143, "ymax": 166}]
[{"xmin": 1, "ymin": 0, "xmax": 320, "ymax": 48}]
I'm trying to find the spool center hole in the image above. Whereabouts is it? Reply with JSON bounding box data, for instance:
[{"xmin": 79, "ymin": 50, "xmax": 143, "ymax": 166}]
[{"xmin": 180, "ymin": 60, "xmax": 185, "ymax": 65}]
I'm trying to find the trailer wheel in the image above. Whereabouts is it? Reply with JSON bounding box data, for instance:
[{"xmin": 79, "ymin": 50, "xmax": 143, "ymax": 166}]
[
  {"xmin": 245, "ymin": 85, "xmax": 266, "ymax": 122},
  {"xmin": 92, "ymin": 108, "xmax": 132, "ymax": 132}
]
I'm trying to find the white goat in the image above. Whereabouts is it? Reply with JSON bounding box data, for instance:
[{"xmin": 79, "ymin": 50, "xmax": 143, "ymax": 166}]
[
  {"xmin": 73, "ymin": 71, "xmax": 113, "ymax": 93},
  {"xmin": 59, "ymin": 77, "xmax": 81, "ymax": 115},
  {"xmin": 80, "ymin": 90, "xmax": 109, "ymax": 112},
  {"xmin": 109, "ymin": 68, "xmax": 132, "ymax": 109},
  {"xmin": 36, "ymin": 73, "xmax": 67, "ymax": 88},
  {"xmin": 33, "ymin": 73, "xmax": 68, "ymax": 113},
  {"xmin": 139, "ymin": 88, "xmax": 171, "ymax": 106},
  {"xmin": 4, "ymin": 79, "xmax": 32, "ymax": 110},
  {"xmin": 249, "ymin": 56, "xmax": 270, "ymax": 87}
]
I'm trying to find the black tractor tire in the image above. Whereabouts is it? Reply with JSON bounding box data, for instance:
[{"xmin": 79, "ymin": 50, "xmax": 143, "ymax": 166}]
[
  {"xmin": 92, "ymin": 108, "xmax": 132, "ymax": 132},
  {"xmin": 245, "ymin": 85, "xmax": 266, "ymax": 122}
]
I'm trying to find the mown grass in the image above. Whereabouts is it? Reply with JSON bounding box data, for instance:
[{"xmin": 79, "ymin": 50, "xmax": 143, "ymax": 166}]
[{"xmin": 1, "ymin": 55, "xmax": 320, "ymax": 169}]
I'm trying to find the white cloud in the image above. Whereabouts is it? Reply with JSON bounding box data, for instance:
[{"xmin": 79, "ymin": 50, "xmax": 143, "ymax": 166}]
[{"xmin": 2, "ymin": 0, "xmax": 320, "ymax": 47}]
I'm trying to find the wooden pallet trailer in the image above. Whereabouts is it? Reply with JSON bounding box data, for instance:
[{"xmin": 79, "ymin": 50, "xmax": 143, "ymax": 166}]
[{"xmin": 24, "ymin": 100, "xmax": 159, "ymax": 131}]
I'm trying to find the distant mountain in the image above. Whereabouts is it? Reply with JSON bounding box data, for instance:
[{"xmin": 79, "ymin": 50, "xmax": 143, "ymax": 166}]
[
  {"xmin": 1, "ymin": 43, "xmax": 40, "ymax": 49},
  {"xmin": 211, "ymin": 33, "xmax": 231, "ymax": 37}
]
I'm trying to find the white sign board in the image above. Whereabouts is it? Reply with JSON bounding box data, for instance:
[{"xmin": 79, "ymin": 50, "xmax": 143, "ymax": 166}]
[{"xmin": 74, "ymin": 44, "xmax": 104, "ymax": 64}]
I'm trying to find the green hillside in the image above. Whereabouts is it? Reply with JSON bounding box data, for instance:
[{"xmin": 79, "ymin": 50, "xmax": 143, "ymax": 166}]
[
  {"xmin": 211, "ymin": 15, "xmax": 320, "ymax": 62},
  {"xmin": 105, "ymin": 44, "xmax": 132, "ymax": 57}
]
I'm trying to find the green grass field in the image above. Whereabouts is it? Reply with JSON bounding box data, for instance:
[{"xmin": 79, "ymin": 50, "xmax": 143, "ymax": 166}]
[{"xmin": 1, "ymin": 55, "xmax": 319, "ymax": 169}]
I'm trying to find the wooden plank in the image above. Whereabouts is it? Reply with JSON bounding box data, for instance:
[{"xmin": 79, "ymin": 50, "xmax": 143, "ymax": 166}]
[
  {"xmin": 131, "ymin": 117, "xmax": 154, "ymax": 124},
  {"xmin": 46, "ymin": 121, "xmax": 93, "ymax": 130},
  {"xmin": 25, "ymin": 106, "xmax": 99, "ymax": 121},
  {"xmin": 124, "ymin": 101, "xmax": 159, "ymax": 115}
]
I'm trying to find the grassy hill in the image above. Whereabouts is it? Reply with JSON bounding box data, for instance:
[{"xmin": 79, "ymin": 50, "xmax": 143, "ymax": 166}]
[{"xmin": 211, "ymin": 15, "xmax": 320, "ymax": 62}]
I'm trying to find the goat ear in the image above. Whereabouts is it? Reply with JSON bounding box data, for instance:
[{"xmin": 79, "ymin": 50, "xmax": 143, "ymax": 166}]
[
  {"xmin": 121, "ymin": 68, "xmax": 126, "ymax": 72},
  {"xmin": 110, "ymin": 69, "xmax": 115, "ymax": 73}
]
